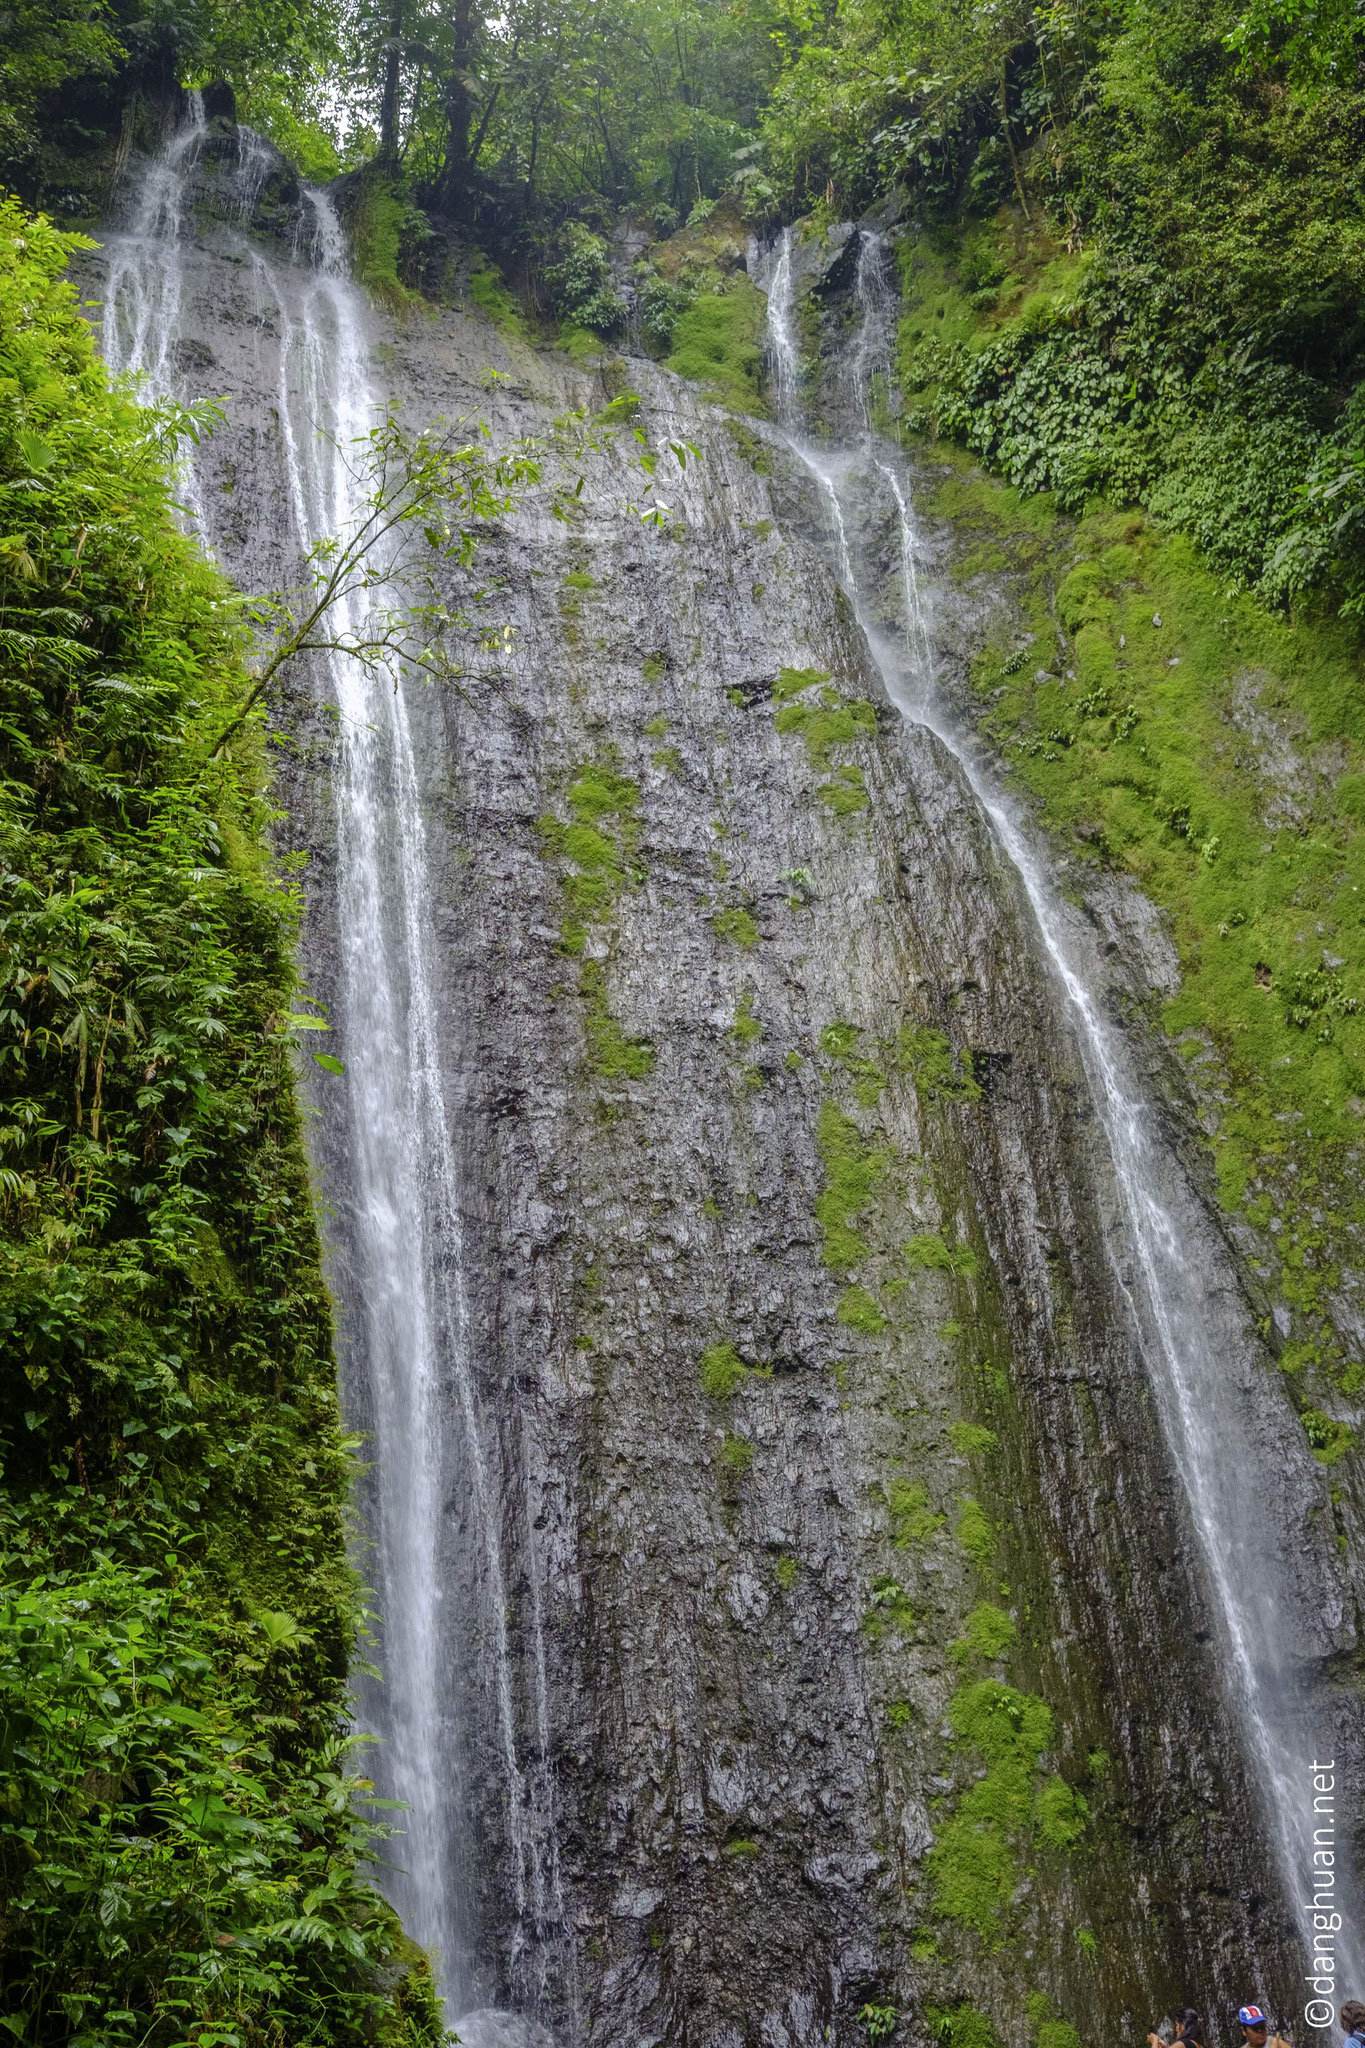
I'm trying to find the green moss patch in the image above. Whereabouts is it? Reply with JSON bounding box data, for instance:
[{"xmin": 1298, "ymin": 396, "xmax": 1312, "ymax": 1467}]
[
  {"xmin": 713, "ymin": 906, "xmax": 759, "ymax": 947},
  {"xmin": 1034, "ymin": 1777, "xmax": 1088, "ymax": 1851},
  {"xmin": 776, "ymin": 686, "xmax": 878, "ymax": 766},
  {"xmin": 700, "ymin": 1341, "xmax": 749, "ymax": 1398},
  {"xmin": 469, "ymin": 256, "xmax": 524, "ymax": 334},
  {"xmin": 887, "ymin": 1478, "xmax": 945, "ymax": 1545},
  {"xmin": 865, "ymin": 1573, "xmax": 917, "ymax": 1637},
  {"xmin": 772, "ymin": 671, "xmax": 877, "ymax": 815},
  {"xmin": 581, "ymin": 960, "xmax": 654, "ymax": 1079},
  {"xmin": 664, "ymin": 275, "xmax": 767, "ymax": 411},
  {"xmin": 773, "ymin": 665, "xmax": 831, "ymax": 702},
  {"xmin": 731, "ymin": 992, "xmax": 763, "ymax": 1043},
  {"xmin": 927, "ymin": 1680, "xmax": 1085, "ymax": 1942},
  {"xmin": 895, "ymin": 1025, "xmax": 983, "ymax": 1102},
  {"xmin": 815, "ymin": 1103, "xmax": 889, "ymax": 1268},
  {"xmin": 949, "ymin": 1602, "xmax": 1016, "ymax": 1663},
  {"xmin": 837, "ymin": 1283, "xmax": 887, "ymax": 1333},
  {"xmin": 540, "ymin": 753, "xmax": 651, "ymax": 1080},
  {"xmin": 817, "ymin": 763, "xmax": 869, "ymax": 814},
  {"xmin": 947, "ymin": 1422, "xmax": 1000, "ymax": 1456},
  {"xmin": 956, "ymin": 1495, "xmax": 996, "ymax": 1569},
  {"xmin": 820, "ymin": 1020, "xmax": 886, "ymax": 1105},
  {"xmin": 720, "ymin": 1431, "xmax": 754, "ymax": 1474},
  {"xmin": 350, "ymin": 172, "xmax": 427, "ymax": 310},
  {"xmin": 906, "ymin": 1231, "xmax": 979, "ymax": 1277}
]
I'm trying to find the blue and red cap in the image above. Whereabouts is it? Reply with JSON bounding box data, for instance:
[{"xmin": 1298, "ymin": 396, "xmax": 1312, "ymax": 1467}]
[{"xmin": 1239, "ymin": 2011, "xmax": 1269, "ymax": 2030}]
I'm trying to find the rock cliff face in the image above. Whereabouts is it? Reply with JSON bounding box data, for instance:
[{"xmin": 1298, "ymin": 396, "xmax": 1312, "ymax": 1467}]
[{"xmin": 83, "ymin": 140, "xmax": 1362, "ymax": 2048}]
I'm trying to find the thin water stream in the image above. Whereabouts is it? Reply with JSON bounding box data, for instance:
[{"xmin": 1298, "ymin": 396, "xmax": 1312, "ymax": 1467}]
[
  {"xmin": 761, "ymin": 223, "xmax": 1361, "ymax": 1996},
  {"xmin": 96, "ymin": 111, "xmax": 560, "ymax": 2041}
]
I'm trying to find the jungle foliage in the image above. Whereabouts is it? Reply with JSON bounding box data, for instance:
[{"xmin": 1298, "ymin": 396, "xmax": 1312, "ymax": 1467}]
[
  {"xmin": 341, "ymin": 0, "xmax": 779, "ymax": 227},
  {"xmin": 762, "ymin": 0, "xmax": 1365, "ymax": 612},
  {"xmin": 0, "ymin": 198, "xmax": 445, "ymax": 2046}
]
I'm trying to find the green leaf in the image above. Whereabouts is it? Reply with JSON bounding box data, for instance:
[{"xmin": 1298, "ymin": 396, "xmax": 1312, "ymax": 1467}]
[{"xmin": 15, "ymin": 428, "xmax": 54, "ymax": 472}]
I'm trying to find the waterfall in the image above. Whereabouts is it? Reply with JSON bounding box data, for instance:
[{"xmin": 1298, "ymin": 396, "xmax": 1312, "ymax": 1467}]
[
  {"xmin": 95, "ymin": 112, "xmax": 563, "ymax": 2043},
  {"xmin": 761, "ymin": 222, "xmax": 1363, "ymax": 1996},
  {"xmin": 101, "ymin": 92, "xmax": 208, "ymax": 527},
  {"xmin": 259, "ymin": 186, "xmax": 461, "ymax": 1978},
  {"xmin": 765, "ymin": 228, "xmax": 804, "ymax": 426}
]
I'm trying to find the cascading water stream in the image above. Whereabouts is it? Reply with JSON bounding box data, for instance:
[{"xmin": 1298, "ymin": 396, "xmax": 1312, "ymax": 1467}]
[
  {"xmin": 254, "ymin": 195, "xmax": 565, "ymax": 2028},
  {"xmin": 96, "ymin": 112, "xmax": 565, "ymax": 2040},
  {"xmin": 102, "ymin": 92, "xmax": 209, "ymax": 528},
  {"xmin": 761, "ymin": 223, "xmax": 1363, "ymax": 1994}
]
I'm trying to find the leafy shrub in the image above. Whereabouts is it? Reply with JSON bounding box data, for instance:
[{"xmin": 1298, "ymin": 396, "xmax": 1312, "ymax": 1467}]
[
  {"xmin": 931, "ymin": 2006, "xmax": 1002, "ymax": 2048},
  {"xmin": 639, "ymin": 270, "xmax": 696, "ymax": 352},
  {"xmin": 545, "ymin": 222, "xmax": 626, "ymax": 334},
  {"xmin": 865, "ymin": 1573, "xmax": 915, "ymax": 1635},
  {"xmin": 1302, "ymin": 1408, "xmax": 1356, "ymax": 1464}
]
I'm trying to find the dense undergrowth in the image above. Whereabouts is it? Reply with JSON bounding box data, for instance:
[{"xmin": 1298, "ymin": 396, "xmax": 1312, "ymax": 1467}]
[
  {"xmin": 760, "ymin": 0, "xmax": 1365, "ymax": 615},
  {"xmin": 0, "ymin": 199, "xmax": 444, "ymax": 2045}
]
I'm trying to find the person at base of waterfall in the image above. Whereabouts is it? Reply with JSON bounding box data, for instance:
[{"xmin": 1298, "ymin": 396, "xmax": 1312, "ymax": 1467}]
[
  {"xmin": 1237, "ymin": 2003, "xmax": 1291, "ymax": 2048},
  {"xmin": 1339, "ymin": 2000, "xmax": 1365, "ymax": 2048},
  {"xmin": 1148, "ymin": 2008, "xmax": 1206, "ymax": 2048}
]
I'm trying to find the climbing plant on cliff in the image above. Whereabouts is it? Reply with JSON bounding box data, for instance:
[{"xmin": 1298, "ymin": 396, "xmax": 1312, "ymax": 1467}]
[{"xmin": 0, "ymin": 198, "xmax": 445, "ymax": 2044}]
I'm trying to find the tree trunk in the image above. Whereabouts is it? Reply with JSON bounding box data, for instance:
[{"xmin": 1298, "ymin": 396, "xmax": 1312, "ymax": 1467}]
[
  {"xmin": 378, "ymin": 0, "xmax": 404, "ymax": 166},
  {"xmin": 1000, "ymin": 53, "xmax": 1032, "ymax": 221},
  {"xmin": 439, "ymin": 0, "xmax": 476, "ymax": 217}
]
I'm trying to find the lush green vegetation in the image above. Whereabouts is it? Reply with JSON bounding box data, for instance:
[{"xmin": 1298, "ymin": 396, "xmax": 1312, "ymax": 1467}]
[
  {"xmin": 0, "ymin": 201, "xmax": 444, "ymax": 2044},
  {"xmin": 8, "ymin": 0, "xmax": 1365, "ymax": 2024},
  {"xmin": 931, "ymin": 459, "xmax": 1365, "ymax": 1412},
  {"xmin": 3, "ymin": 0, "xmax": 344, "ymax": 201},
  {"xmin": 755, "ymin": 0, "xmax": 1365, "ymax": 615}
]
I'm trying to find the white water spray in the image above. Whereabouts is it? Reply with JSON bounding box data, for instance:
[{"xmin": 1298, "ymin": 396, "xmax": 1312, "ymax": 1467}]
[
  {"xmin": 96, "ymin": 111, "xmax": 564, "ymax": 2033},
  {"xmin": 258, "ymin": 192, "xmax": 565, "ymax": 2014},
  {"xmin": 101, "ymin": 93, "xmax": 208, "ymax": 525},
  {"xmin": 763, "ymin": 222, "xmax": 1362, "ymax": 1994}
]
